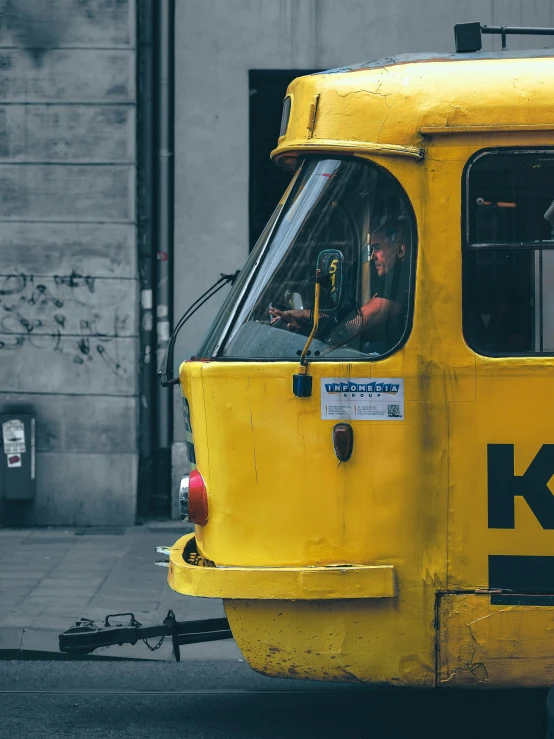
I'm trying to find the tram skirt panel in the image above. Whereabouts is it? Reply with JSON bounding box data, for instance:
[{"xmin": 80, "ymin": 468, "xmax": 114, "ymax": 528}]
[{"xmin": 438, "ymin": 593, "xmax": 554, "ymax": 688}]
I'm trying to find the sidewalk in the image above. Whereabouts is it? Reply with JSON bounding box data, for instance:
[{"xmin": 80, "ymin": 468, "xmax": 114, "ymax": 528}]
[{"xmin": 0, "ymin": 522, "xmax": 243, "ymax": 662}]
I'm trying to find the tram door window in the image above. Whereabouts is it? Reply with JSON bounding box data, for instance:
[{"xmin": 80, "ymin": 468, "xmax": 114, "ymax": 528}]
[{"xmin": 463, "ymin": 151, "xmax": 554, "ymax": 355}]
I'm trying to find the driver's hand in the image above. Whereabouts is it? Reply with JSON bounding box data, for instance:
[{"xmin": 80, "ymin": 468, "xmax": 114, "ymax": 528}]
[{"xmin": 269, "ymin": 307, "xmax": 309, "ymax": 332}]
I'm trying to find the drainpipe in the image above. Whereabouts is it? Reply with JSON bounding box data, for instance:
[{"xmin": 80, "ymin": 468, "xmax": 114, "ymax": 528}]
[
  {"xmin": 136, "ymin": 0, "xmax": 155, "ymax": 521},
  {"xmin": 152, "ymin": 0, "xmax": 175, "ymax": 516}
]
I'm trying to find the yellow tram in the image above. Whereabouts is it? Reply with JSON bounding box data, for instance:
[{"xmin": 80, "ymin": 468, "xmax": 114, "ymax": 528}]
[{"xmin": 168, "ymin": 24, "xmax": 554, "ymax": 688}]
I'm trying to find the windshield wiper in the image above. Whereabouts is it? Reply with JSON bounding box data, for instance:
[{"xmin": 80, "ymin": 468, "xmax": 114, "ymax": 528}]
[{"xmin": 158, "ymin": 270, "xmax": 240, "ymax": 387}]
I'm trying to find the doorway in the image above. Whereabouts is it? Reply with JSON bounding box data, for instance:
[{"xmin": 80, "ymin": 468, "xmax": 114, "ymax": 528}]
[{"xmin": 249, "ymin": 70, "xmax": 319, "ymax": 250}]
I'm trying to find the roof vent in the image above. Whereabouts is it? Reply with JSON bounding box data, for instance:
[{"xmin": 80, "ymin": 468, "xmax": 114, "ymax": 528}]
[{"xmin": 454, "ymin": 22, "xmax": 482, "ymax": 52}]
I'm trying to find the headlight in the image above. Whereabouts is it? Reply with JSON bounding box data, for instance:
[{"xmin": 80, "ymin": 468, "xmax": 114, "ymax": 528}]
[{"xmin": 179, "ymin": 475, "xmax": 190, "ymax": 520}]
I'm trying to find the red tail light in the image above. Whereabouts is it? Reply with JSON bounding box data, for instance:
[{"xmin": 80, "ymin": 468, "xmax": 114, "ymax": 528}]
[{"xmin": 188, "ymin": 469, "xmax": 208, "ymax": 526}]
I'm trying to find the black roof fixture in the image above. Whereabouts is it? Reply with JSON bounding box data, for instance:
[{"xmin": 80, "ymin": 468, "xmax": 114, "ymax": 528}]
[{"xmin": 455, "ymin": 22, "xmax": 554, "ymax": 53}]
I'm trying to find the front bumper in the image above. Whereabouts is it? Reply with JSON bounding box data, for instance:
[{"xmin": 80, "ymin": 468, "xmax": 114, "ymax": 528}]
[{"xmin": 168, "ymin": 534, "xmax": 396, "ymax": 600}]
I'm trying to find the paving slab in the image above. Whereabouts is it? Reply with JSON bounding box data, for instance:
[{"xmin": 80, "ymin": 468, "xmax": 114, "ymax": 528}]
[
  {"xmin": 0, "ymin": 524, "xmax": 241, "ymax": 663},
  {"xmin": 0, "ymin": 627, "xmax": 23, "ymax": 651}
]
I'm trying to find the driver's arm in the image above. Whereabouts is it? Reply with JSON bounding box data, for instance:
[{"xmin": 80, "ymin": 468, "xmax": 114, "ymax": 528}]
[
  {"xmin": 268, "ymin": 307, "xmax": 310, "ymax": 332},
  {"xmin": 360, "ymin": 296, "xmax": 403, "ymax": 341},
  {"xmin": 270, "ymin": 297, "xmax": 403, "ymax": 340}
]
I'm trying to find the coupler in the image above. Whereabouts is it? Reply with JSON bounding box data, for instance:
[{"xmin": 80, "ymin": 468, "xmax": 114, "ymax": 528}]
[{"xmin": 59, "ymin": 609, "xmax": 232, "ymax": 662}]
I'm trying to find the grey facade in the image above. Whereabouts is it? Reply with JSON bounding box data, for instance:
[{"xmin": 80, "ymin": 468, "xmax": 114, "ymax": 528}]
[{"xmin": 0, "ymin": 0, "xmax": 137, "ymax": 525}]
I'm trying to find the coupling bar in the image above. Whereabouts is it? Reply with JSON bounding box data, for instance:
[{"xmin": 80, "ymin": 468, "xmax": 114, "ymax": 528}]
[{"xmin": 59, "ymin": 609, "xmax": 232, "ymax": 662}]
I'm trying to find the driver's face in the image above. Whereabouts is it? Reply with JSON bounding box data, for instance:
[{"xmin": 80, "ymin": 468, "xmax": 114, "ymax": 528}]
[{"xmin": 370, "ymin": 230, "xmax": 403, "ymax": 278}]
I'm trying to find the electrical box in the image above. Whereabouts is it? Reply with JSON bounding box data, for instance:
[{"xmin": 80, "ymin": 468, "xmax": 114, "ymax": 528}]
[{"xmin": 0, "ymin": 413, "xmax": 36, "ymax": 500}]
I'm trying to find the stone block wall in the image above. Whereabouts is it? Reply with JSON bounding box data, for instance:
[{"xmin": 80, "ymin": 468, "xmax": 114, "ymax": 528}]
[{"xmin": 0, "ymin": 0, "xmax": 138, "ymax": 526}]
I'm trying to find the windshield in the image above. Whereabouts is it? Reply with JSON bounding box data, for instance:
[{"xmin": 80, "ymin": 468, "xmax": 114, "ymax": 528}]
[{"xmin": 199, "ymin": 157, "xmax": 416, "ymax": 361}]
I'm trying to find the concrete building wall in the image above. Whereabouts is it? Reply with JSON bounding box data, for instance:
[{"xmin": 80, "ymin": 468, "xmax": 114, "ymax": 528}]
[
  {"xmin": 0, "ymin": 0, "xmax": 137, "ymax": 526},
  {"xmin": 172, "ymin": 0, "xmax": 554, "ymax": 484}
]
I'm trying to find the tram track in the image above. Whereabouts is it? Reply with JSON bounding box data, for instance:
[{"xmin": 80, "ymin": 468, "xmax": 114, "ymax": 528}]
[{"xmin": 0, "ymin": 688, "xmax": 361, "ymax": 696}]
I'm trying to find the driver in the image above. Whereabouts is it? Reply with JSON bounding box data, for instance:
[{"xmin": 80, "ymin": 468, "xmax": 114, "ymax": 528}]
[{"xmin": 269, "ymin": 220, "xmax": 409, "ymax": 346}]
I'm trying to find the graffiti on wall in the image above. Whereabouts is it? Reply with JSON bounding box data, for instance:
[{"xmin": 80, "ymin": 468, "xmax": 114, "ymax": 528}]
[{"xmin": 0, "ymin": 271, "xmax": 131, "ymax": 377}]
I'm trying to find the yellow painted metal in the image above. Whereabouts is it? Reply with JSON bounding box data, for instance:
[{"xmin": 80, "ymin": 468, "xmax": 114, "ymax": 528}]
[
  {"xmin": 172, "ymin": 53, "xmax": 554, "ymax": 687},
  {"xmin": 169, "ymin": 534, "xmax": 396, "ymax": 600},
  {"xmin": 421, "ymin": 123, "xmax": 554, "ymax": 135},
  {"xmin": 224, "ymin": 598, "xmax": 435, "ymax": 684},
  {"xmin": 439, "ymin": 594, "xmax": 554, "ymax": 688},
  {"xmin": 271, "ymin": 56, "xmax": 554, "ymax": 167},
  {"xmin": 274, "ymin": 139, "xmax": 425, "ymax": 164}
]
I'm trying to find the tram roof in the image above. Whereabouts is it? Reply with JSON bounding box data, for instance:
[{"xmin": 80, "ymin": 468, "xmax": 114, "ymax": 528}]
[
  {"xmin": 271, "ymin": 51, "xmax": 554, "ymax": 168},
  {"xmin": 317, "ymin": 48, "xmax": 554, "ymax": 74}
]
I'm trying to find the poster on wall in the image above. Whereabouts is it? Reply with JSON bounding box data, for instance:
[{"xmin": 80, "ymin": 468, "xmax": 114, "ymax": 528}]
[{"xmin": 2, "ymin": 419, "xmax": 26, "ymax": 455}]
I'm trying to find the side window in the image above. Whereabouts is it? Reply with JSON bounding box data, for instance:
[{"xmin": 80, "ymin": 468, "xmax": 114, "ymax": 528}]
[{"xmin": 463, "ymin": 151, "xmax": 554, "ymax": 355}]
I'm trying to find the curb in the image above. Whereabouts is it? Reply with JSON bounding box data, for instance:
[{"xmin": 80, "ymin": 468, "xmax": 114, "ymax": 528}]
[
  {"xmin": 0, "ymin": 626, "xmax": 170, "ymax": 661},
  {"xmin": 0, "ymin": 625, "xmax": 243, "ymax": 662}
]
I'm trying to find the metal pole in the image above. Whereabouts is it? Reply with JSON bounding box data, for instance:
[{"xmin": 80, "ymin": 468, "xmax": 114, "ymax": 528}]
[
  {"xmin": 153, "ymin": 0, "xmax": 175, "ymax": 517},
  {"xmin": 136, "ymin": 0, "xmax": 155, "ymax": 521},
  {"xmin": 481, "ymin": 25, "xmax": 554, "ymax": 36}
]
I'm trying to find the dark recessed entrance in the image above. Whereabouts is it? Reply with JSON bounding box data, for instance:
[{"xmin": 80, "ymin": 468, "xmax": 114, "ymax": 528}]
[{"xmin": 249, "ymin": 69, "xmax": 319, "ymax": 250}]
